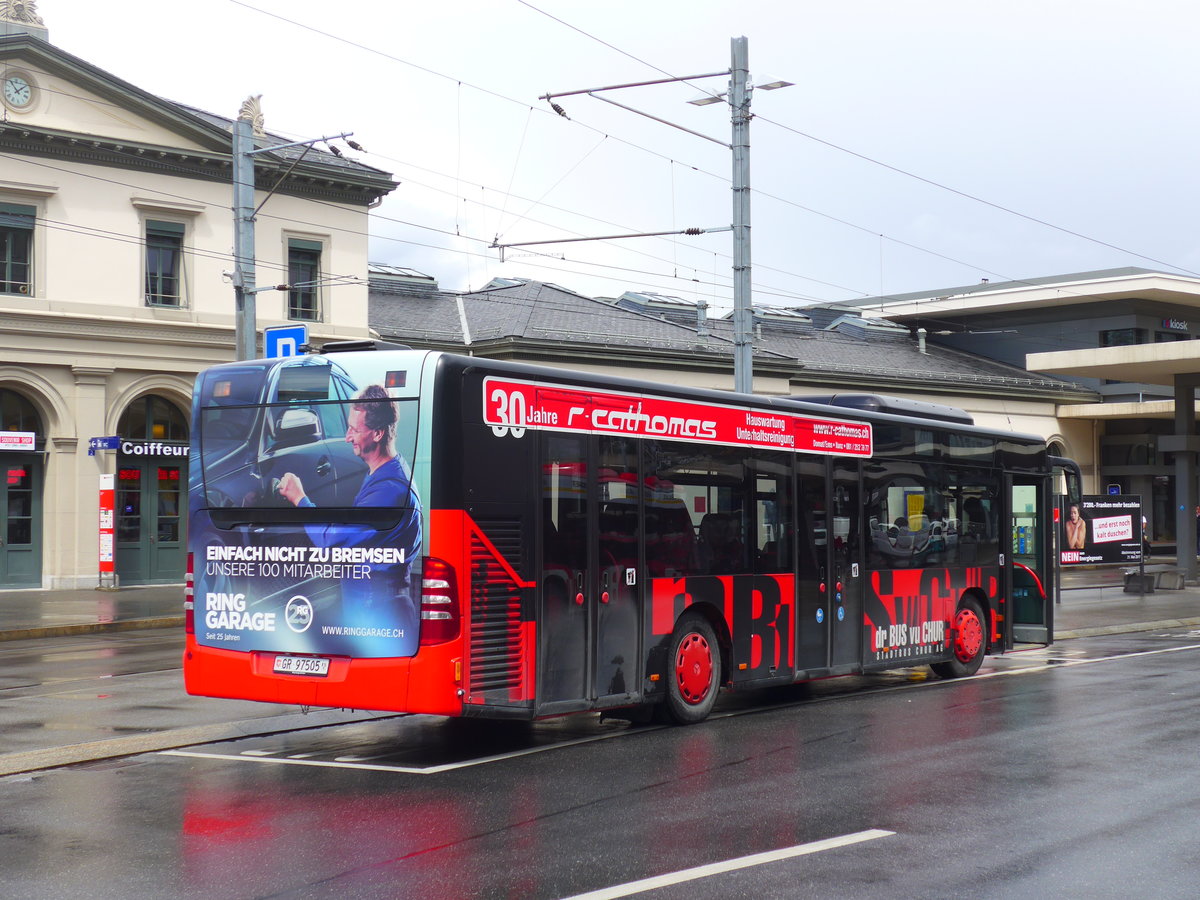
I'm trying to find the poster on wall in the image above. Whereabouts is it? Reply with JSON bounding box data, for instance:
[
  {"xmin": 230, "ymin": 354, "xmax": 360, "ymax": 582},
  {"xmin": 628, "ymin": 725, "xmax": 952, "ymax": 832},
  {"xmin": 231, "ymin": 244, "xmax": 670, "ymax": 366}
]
[{"xmin": 1061, "ymin": 494, "xmax": 1143, "ymax": 565}]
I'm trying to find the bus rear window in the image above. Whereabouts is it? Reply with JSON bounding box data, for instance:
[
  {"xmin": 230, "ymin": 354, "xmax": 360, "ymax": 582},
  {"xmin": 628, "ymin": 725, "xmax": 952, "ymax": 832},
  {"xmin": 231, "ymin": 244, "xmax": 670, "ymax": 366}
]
[
  {"xmin": 277, "ymin": 365, "xmax": 331, "ymax": 403},
  {"xmin": 197, "ymin": 396, "xmax": 419, "ymax": 511}
]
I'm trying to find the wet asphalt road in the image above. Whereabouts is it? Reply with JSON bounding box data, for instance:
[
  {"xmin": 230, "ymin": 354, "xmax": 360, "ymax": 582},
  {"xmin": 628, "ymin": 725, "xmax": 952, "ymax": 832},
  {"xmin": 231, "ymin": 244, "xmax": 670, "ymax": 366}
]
[{"xmin": 5, "ymin": 628, "xmax": 1200, "ymax": 898}]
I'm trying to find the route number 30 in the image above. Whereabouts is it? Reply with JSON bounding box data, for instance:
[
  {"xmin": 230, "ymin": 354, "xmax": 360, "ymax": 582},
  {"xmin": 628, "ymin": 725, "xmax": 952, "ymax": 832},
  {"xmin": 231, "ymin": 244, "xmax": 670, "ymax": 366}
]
[{"xmin": 490, "ymin": 388, "xmax": 527, "ymax": 438}]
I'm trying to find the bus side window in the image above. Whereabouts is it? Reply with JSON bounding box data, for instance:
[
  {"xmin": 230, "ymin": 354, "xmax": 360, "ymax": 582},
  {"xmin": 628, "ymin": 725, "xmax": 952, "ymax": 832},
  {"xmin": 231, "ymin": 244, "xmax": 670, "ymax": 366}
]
[
  {"xmin": 696, "ymin": 512, "xmax": 745, "ymax": 574},
  {"xmin": 647, "ymin": 500, "xmax": 695, "ymax": 578}
]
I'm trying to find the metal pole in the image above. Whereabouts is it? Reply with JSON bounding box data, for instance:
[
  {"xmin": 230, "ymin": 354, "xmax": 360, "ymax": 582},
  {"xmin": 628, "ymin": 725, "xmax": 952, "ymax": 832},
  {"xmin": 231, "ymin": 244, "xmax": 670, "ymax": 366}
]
[
  {"xmin": 730, "ymin": 36, "xmax": 753, "ymax": 394},
  {"xmin": 1171, "ymin": 374, "xmax": 1200, "ymax": 582},
  {"xmin": 232, "ymin": 117, "xmax": 257, "ymax": 361}
]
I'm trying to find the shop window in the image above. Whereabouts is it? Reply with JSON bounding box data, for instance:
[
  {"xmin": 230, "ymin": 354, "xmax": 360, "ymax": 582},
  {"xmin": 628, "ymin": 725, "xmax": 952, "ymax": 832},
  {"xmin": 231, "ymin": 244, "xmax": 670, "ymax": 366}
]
[
  {"xmin": 145, "ymin": 220, "xmax": 185, "ymax": 307},
  {"xmin": 287, "ymin": 239, "xmax": 322, "ymax": 321},
  {"xmin": 118, "ymin": 395, "xmax": 188, "ymax": 441},
  {"xmin": 0, "ymin": 202, "xmax": 34, "ymax": 295},
  {"xmin": 0, "ymin": 387, "xmax": 41, "ymax": 442}
]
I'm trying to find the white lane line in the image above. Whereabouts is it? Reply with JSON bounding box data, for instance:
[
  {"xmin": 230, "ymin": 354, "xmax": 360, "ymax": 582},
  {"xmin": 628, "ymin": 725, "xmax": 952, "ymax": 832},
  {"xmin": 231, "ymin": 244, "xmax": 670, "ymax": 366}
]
[
  {"xmin": 161, "ymin": 725, "xmax": 653, "ymax": 774},
  {"xmin": 970, "ymin": 641, "xmax": 1200, "ymax": 680},
  {"xmin": 161, "ymin": 750, "xmax": 433, "ymax": 773},
  {"xmin": 162, "ymin": 643, "xmax": 1200, "ymax": 773},
  {"xmin": 559, "ymin": 829, "xmax": 895, "ymax": 900}
]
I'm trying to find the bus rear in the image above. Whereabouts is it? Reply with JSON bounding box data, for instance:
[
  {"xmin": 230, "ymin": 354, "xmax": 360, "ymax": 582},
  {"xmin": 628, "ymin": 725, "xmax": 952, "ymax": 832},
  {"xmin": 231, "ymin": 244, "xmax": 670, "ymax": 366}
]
[{"xmin": 184, "ymin": 348, "xmax": 468, "ymax": 715}]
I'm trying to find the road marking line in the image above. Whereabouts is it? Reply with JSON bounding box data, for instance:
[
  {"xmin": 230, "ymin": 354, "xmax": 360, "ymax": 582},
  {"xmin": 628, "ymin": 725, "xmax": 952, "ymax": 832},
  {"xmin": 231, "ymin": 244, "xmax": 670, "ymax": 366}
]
[
  {"xmin": 160, "ymin": 643, "xmax": 1200, "ymax": 774},
  {"xmin": 161, "ymin": 750, "xmax": 434, "ymax": 773},
  {"xmin": 559, "ymin": 829, "xmax": 895, "ymax": 900},
  {"xmin": 969, "ymin": 642, "xmax": 1200, "ymax": 680},
  {"xmin": 161, "ymin": 726, "xmax": 650, "ymax": 774}
]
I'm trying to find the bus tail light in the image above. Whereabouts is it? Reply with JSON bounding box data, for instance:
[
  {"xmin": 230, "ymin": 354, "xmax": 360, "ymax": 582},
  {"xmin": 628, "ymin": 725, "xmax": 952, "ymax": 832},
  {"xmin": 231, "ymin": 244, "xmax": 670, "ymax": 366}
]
[
  {"xmin": 419, "ymin": 557, "xmax": 460, "ymax": 645},
  {"xmin": 184, "ymin": 552, "xmax": 195, "ymax": 634}
]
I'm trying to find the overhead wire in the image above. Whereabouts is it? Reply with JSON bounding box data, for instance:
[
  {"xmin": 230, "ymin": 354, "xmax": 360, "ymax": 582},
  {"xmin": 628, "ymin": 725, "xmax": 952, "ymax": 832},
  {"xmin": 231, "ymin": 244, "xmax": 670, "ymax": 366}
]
[
  {"xmin": 514, "ymin": 0, "xmax": 1200, "ymax": 282},
  {"xmin": 15, "ymin": 4, "xmax": 1189, "ymax": 320},
  {"xmin": 223, "ymin": 0, "xmax": 1028, "ymax": 302}
]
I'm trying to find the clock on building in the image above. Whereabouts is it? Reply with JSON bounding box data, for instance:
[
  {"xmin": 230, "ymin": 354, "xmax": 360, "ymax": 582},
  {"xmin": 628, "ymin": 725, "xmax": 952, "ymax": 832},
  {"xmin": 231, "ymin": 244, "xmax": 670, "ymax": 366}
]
[{"xmin": 3, "ymin": 73, "xmax": 34, "ymax": 109}]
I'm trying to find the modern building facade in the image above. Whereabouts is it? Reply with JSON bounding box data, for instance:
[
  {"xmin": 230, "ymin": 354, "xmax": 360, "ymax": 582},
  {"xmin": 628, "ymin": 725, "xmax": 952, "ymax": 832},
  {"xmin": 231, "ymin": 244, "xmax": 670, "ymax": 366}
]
[
  {"xmin": 838, "ymin": 268, "xmax": 1200, "ymax": 551},
  {"xmin": 0, "ymin": 10, "xmax": 394, "ymax": 588}
]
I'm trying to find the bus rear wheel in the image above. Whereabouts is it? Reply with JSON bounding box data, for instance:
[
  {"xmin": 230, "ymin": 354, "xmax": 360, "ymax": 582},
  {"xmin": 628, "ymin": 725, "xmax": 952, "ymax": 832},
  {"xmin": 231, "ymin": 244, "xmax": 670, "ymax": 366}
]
[
  {"xmin": 931, "ymin": 596, "xmax": 986, "ymax": 679},
  {"xmin": 663, "ymin": 613, "xmax": 721, "ymax": 724}
]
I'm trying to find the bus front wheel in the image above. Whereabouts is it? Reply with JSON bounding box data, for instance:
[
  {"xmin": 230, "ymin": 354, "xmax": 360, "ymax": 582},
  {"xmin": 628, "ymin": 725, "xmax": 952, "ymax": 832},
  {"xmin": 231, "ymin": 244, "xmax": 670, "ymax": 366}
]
[
  {"xmin": 663, "ymin": 613, "xmax": 721, "ymax": 725},
  {"xmin": 931, "ymin": 596, "xmax": 986, "ymax": 679}
]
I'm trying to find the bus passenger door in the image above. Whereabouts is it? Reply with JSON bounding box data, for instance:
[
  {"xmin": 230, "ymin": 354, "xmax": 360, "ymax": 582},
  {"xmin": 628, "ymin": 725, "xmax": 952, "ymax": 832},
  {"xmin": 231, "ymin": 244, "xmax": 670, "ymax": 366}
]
[
  {"xmin": 795, "ymin": 460, "xmax": 831, "ymax": 674},
  {"xmin": 1008, "ymin": 474, "xmax": 1051, "ymax": 645},
  {"xmin": 829, "ymin": 462, "xmax": 863, "ymax": 669},
  {"xmin": 539, "ymin": 435, "xmax": 592, "ymax": 709},
  {"xmin": 594, "ymin": 437, "xmax": 640, "ymax": 704},
  {"xmin": 538, "ymin": 434, "xmax": 642, "ymax": 712},
  {"xmin": 795, "ymin": 459, "xmax": 862, "ymax": 675}
]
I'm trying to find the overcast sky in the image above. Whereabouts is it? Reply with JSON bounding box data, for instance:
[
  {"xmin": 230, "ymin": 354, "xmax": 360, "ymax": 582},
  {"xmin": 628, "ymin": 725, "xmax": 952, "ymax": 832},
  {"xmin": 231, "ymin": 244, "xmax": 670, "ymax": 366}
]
[{"xmin": 43, "ymin": 0, "xmax": 1200, "ymax": 311}]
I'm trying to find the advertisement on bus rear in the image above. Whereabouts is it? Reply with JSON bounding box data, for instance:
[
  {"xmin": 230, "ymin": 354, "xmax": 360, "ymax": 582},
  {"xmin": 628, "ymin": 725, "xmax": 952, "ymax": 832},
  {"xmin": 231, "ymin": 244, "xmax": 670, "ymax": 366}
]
[
  {"xmin": 1060, "ymin": 494, "xmax": 1143, "ymax": 565},
  {"xmin": 190, "ymin": 354, "xmax": 424, "ymax": 658}
]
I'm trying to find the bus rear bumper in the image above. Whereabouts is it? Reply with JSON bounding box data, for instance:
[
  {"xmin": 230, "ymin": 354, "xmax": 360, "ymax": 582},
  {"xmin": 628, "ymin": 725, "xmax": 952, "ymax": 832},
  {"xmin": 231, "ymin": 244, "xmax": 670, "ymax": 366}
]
[{"xmin": 183, "ymin": 639, "xmax": 465, "ymax": 716}]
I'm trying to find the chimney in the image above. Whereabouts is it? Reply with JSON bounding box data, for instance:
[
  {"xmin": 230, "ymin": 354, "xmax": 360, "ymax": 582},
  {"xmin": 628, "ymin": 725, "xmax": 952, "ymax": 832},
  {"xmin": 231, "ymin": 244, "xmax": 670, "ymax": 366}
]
[{"xmin": 917, "ymin": 327, "xmax": 927, "ymax": 354}]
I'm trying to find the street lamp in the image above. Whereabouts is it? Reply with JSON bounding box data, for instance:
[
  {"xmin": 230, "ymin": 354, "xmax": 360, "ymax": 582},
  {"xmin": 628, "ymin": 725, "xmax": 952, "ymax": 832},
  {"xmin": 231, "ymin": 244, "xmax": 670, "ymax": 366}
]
[
  {"xmin": 527, "ymin": 38, "xmax": 790, "ymax": 394},
  {"xmin": 230, "ymin": 102, "xmax": 356, "ymax": 361},
  {"xmin": 724, "ymin": 38, "xmax": 796, "ymax": 393}
]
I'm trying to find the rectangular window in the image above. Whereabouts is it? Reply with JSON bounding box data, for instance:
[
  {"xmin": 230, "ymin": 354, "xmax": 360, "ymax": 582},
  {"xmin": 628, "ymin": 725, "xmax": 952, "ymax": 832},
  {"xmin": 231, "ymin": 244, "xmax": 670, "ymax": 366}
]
[
  {"xmin": 287, "ymin": 239, "xmax": 321, "ymax": 321},
  {"xmin": 1099, "ymin": 328, "xmax": 1147, "ymax": 347},
  {"xmin": 0, "ymin": 202, "xmax": 35, "ymax": 295},
  {"xmin": 145, "ymin": 220, "xmax": 184, "ymax": 307},
  {"xmin": 864, "ymin": 464, "xmax": 999, "ymax": 570},
  {"xmin": 643, "ymin": 440, "xmax": 751, "ymax": 576}
]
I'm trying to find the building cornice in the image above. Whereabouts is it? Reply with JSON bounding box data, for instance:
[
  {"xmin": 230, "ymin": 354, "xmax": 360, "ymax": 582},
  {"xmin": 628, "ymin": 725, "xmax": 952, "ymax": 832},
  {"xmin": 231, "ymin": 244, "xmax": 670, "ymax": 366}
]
[{"xmin": 0, "ymin": 123, "xmax": 392, "ymax": 205}]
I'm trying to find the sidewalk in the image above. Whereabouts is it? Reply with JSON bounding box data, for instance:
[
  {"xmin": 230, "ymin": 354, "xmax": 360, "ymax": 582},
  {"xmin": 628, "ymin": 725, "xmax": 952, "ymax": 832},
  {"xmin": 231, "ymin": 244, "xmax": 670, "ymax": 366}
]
[
  {"xmin": 1, "ymin": 566, "xmax": 1198, "ymax": 642},
  {"xmin": 0, "ymin": 583, "xmax": 183, "ymax": 641}
]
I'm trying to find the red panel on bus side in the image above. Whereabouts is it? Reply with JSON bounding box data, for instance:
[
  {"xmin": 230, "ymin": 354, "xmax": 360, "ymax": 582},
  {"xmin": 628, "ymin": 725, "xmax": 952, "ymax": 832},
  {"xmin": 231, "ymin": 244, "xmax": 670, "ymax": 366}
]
[
  {"xmin": 649, "ymin": 573, "xmax": 795, "ymax": 681},
  {"xmin": 428, "ymin": 509, "xmax": 536, "ymax": 708},
  {"xmin": 864, "ymin": 566, "xmax": 1001, "ymax": 666}
]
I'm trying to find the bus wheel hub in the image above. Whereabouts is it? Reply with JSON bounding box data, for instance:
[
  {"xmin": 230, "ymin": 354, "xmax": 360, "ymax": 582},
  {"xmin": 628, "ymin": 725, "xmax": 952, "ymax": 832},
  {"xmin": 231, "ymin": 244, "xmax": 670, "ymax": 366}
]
[
  {"xmin": 676, "ymin": 633, "xmax": 713, "ymax": 704},
  {"xmin": 954, "ymin": 608, "xmax": 984, "ymax": 662}
]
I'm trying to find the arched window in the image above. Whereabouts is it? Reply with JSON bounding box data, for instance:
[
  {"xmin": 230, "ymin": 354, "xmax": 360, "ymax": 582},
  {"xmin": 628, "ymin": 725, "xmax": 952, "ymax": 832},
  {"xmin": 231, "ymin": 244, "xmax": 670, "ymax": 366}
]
[
  {"xmin": 1048, "ymin": 440, "xmax": 1066, "ymax": 458},
  {"xmin": 118, "ymin": 395, "xmax": 187, "ymax": 441},
  {"xmin": 0, "ymin": 388, "xmax": 42, "ymax": 435}
]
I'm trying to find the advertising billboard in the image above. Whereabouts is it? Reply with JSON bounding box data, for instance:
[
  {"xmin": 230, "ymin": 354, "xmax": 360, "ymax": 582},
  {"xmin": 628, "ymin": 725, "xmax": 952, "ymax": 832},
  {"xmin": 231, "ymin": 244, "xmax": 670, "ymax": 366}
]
[
  {"xmin": 1060, "ymin": 494, "xmax": 1143, "ymax": 565},
  {"xmin": 190, "ymin": 355, "xmax": 422, "ymax": 659}
]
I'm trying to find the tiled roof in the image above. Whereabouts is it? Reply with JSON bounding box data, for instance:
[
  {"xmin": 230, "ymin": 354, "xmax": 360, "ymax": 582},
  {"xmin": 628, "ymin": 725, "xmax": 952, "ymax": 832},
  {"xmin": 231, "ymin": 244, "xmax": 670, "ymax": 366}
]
[{"xmin": 368, "ymin": 276, "xmax": 1097, "ymax": 397}]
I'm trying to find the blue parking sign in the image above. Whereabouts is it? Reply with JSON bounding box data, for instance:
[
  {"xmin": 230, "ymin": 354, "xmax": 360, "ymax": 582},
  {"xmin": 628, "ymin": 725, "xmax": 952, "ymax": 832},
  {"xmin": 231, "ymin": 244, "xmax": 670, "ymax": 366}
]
[{"xmin": 264, "ymin": 324, "xmax": 308, "ymax": 358}]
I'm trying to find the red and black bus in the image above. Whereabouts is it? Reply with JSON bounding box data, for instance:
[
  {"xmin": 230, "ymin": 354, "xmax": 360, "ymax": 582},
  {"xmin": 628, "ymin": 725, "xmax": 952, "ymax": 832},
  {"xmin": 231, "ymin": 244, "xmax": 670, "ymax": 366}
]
[{"xmin": 184, "ymin": 346, "xmax": 1074, "ymax": 723}]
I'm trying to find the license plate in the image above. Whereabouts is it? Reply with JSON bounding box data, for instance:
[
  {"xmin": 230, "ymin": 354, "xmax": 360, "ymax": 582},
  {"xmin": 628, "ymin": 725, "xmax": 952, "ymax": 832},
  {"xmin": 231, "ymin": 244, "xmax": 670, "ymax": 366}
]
[{"xmin": 273, "ymin": 655, "xmax": 329, "ymax": 677}]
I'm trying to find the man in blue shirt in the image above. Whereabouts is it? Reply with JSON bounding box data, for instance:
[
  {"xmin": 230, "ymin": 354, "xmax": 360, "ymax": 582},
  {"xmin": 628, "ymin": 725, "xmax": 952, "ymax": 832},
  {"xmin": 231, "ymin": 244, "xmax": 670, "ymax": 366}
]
[{"xmin": 279, "ymin": 385, "xmax": 422, "ymax": 652}]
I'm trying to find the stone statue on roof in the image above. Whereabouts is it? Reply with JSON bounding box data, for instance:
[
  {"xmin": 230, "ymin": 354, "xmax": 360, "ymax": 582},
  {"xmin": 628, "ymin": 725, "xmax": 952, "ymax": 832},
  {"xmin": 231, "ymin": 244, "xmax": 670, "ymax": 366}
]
[
  {"xmin": 0, "ymin": 1, "xmax": 44, "ymax": 25},
  {"xmin": 238, "ymin": 94, "xmax": 265, "ymax": 137}
]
